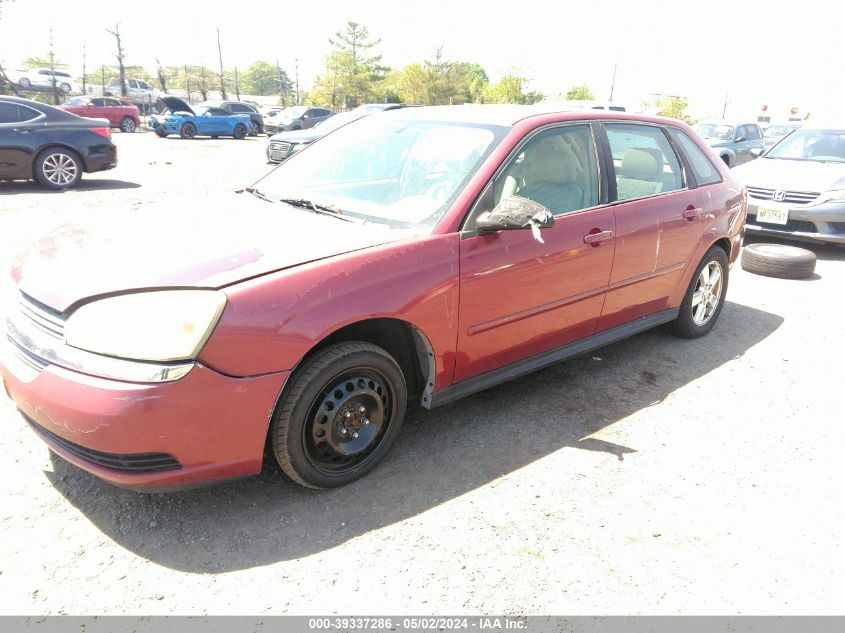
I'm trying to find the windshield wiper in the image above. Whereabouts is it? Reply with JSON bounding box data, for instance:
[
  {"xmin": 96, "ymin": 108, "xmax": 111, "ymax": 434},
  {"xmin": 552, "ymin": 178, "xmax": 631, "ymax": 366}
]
[
  {"xmin": 277, "ymin": 198, "xmax": 360, "ymax": 223},
  {"xmin": 241, "ymin": 187, "xmax": 276, "ymax": 203}
]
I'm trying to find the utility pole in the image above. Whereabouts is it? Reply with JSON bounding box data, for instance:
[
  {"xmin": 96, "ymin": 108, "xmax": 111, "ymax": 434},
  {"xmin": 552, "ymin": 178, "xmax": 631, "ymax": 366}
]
[
  {"xmin": 184, "ymin": 65, "xmax": 190, "ymax": 102},
  {"xmin": 608, "ymin": 63, "xmax": 617, "ymax": 102},
  {"xmin": 48, "ymin": 29, "xmax": 59, "ymax": 104},
  {"xmin": 216, "ymin": 27, "xmax": 227, "ymax": 100},
  {"xmin": 82, "ymin": 46, "xmax": 87, "ymax": 94},
  {"xmin": 101, "ymin": 65, "xmax": 106, "ymax": 94},
  {"xmin": 722, "ymin": 93, "xmax": 729, "ymax": 118},
  {"xmin": 276, "ymin": 60, "xmax": 282, "ymax": 104},
  {"xmin": 234, "ymin": 67, "xmax": 240, "ymax": 100},
  {"xmin": 106, "ymin": 23, "xmax": 127, "ymax": 97},
  {"xmin": 295, "ymin": 58, "xmax": 300, "ymax": 105},
  {"xmin": 155, "ymin": 58, "xmax": 167, "ymax": 93}
]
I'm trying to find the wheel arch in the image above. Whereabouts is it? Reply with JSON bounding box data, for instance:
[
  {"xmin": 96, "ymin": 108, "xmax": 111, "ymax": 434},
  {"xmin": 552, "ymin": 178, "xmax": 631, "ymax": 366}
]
[
  {"xmin": 31, "ymin": 144, "xmax": 88, "ymax": 176},
  {"xmin": 299, "ymin": 317, "xmax": 435, "ymax": 408}
]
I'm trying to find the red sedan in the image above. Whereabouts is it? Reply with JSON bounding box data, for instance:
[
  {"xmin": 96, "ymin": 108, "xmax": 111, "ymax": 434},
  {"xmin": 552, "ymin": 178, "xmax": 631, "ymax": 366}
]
[
  {"xmin": 59, "ymin": 96, "xmax": 141, "ymax": 133},
  {"xmin": 1, "ymin": 106, "xmax": 746, "ymax": 491}
]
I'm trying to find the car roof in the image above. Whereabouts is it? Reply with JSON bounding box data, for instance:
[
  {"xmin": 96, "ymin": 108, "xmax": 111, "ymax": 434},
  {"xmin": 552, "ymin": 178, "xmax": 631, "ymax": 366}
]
[{"xmin": 380, "ymin": 104, "xmax": 682, "ymax": 128}]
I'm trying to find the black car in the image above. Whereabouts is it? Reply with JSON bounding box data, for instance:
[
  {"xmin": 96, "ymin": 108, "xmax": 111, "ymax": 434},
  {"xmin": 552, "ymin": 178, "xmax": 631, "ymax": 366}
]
[
  {"xmin": 0, "ymin": 96, "xmax": 117, "ymax": 190},
  {"xmin": 198, "ymin": 100, "xmax": 264, "ymax": 135},
  {"xmin": 266, "ymin": 103, "xmax": 417, "ymax": 163},
  {"xmin": 263, "ymin": 106, "xmax": 335, "ymax": 135}
]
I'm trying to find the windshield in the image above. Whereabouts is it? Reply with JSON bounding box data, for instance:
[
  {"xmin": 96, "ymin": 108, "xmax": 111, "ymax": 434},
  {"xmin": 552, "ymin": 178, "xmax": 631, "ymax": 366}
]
[
  {"xmin": 280, "ymin": 106, "xmax": 307, "ymax": 119},
  {"xmin": 764, "ymin": 125, "xmax": 798, "ymax": 138},
  {"xmin": 64, "ymin": 97, "xmax": 88, "ymax": 106},
  {"xmin": 252, "ymin": 115, "xmax": 507, "ymax": 231},
  {"xmin": 315, "ymin": 110, "xmax": 366, "ymax": 132},
  {"xmin": 694, "ymin": 124, "xmax": 734, "ymax": 140},
  {"xmin": 765, "ymin": 129, "xmax": 845, "ymax": 162}
]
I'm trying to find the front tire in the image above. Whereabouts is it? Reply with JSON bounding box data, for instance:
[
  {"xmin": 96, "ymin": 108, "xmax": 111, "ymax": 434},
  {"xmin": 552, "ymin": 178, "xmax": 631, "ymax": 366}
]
[
  {"xmin": 60, "ymin": 82, "xmax": 71, "ymax": 93},
  {"xmin": 233, "ymin": 124, "xmax": 247, "ymax": 140},
  {"xmin": 33, "ymin": 147, "xmax": 82, "ymax": 190},
  {"xmin": 668, "ymin": 246, "xmax": 729, "ymax": 338},
  {"xmin": 270, "ymin": 342, "xmax": 408, "ymax": 489},
  {"xmin": 119, "ymin": 116, "xmax": 136, "ymax": 133},
  {"xmin": 155, "ymin": 130, "xmax": 168, "ymax": 138},
  {"xmin": 179, "ymin": 122, "xmax": 196, "ymax": 139},
  {"xmin": 18, "ymin": 77, "xmax": 31, "ymax": 89}
]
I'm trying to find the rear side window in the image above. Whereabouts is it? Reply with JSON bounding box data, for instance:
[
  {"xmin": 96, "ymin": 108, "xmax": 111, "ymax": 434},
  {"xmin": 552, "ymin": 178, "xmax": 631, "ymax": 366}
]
[
  {"xmin": 0, "ymin": 102, "xmax": 39, "ymax": 123},
  {"xmin": 605, "ymin": 124, "xmax": 684, "ymax": 201},
  {"xmin": 668, "ymin": 128, "xmax": 722, "ymax": 186},
  {"xmin": 92, "ymin": 98, "xmax": 106, "ymax": 107}
]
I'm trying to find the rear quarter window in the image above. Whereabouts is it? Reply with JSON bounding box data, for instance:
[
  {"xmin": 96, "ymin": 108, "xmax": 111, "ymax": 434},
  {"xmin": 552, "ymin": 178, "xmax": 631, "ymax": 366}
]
[{"xmin": 668, "ymin": 128, "xmax": 722, "ymax": 186}]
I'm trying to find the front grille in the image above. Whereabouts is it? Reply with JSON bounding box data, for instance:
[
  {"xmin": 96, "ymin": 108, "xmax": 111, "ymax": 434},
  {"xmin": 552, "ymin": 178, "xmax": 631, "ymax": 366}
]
[
  {"xmin": 30, "ymin": 419, "xmax": 182, "ymax": 472},
  {"xmin": 16, "ymin": 293, "xmax": 65, "ymax": 339},
  {"xmin": 7, "ymin": 335, "xmax": 48, "ymax": 371},
  {"xmin": 829, "ymin": 222, "xmax": 845, "ymax": 233},
  {"xmin": 750, "ymin": 217, "xmax": 818, "ymax": 233},
  {"xmin": 268, "ymin": 141, "xmax": 290, "ymax": 161},
  {"xmin": 747, "ymin": 186, "xmax": 820, "ymax": 205}
]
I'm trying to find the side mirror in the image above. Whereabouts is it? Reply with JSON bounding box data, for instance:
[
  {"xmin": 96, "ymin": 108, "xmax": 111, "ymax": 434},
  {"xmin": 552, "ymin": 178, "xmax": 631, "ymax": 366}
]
[
  {"xmin": 476, "ymin": 195, "xmax": 555, "ymax": 235},
  {"xmin": 734, "ymin": 135, "xmax": 746, "ymax": 143}
]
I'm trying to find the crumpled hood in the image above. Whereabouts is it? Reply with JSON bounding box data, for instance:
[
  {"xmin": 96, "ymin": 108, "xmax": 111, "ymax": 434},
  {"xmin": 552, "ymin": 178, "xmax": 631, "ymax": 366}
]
[
  {"xmin": 732, "ymin": 157, "xmax": 845, "ymax": 193},
  {"xmin": 12, "ymin": 193, "xmax": 401, "ymax": 313}
]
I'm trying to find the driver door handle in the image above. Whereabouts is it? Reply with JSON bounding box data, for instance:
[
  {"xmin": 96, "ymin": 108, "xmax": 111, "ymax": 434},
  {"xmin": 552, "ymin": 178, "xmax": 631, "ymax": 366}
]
[
  {"xmin": 583, "ymin": 229, "xmax": 613, "ymax": 244},
  {"xmin": 682, "ymin": 207, "xmax": 704, "ymax": 220}
]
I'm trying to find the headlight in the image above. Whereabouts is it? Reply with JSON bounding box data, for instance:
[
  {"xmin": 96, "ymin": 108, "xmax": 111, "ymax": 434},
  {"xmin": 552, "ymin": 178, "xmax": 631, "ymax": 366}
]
[
  {"xmin": 816, "ymin": 189, "xmax": 845, "ymax": 204},
  {"xmin": 65, "ymin": 290, "xmax": 226, "ymax": 362}
]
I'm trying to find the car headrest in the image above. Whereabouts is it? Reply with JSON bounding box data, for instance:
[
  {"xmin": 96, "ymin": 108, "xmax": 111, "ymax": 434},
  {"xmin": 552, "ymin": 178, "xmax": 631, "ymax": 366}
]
[
  {"xmin": 619, "ymin": 148, "xmax": 661, "ymax": 180},
  {"xmin": 521, "ymin": 137, "xmax": 578, "ymax": 185}
]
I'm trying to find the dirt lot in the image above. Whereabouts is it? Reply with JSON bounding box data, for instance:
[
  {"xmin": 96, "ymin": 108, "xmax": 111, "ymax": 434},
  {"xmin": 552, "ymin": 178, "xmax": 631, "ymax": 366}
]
[{"xmin": 0, "ymin": 132, "xmax": 843, "ymax": 615}]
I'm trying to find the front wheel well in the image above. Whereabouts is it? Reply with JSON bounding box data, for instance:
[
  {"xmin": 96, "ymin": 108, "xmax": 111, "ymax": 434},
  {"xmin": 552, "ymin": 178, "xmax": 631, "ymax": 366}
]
[
  {"xmin": 307, "ymin": 318, "xmax": 433, "ymax": 407},
  {"xmin": 714, "ymin": 237, "xmax": 731, "ymax": 257}
]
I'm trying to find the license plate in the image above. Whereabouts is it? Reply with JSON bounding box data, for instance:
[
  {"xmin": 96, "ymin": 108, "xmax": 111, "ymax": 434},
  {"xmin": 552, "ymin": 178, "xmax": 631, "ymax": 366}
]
[{"xmin": 756, "ymin": 207, "xmax": 788, "ymax": 225}]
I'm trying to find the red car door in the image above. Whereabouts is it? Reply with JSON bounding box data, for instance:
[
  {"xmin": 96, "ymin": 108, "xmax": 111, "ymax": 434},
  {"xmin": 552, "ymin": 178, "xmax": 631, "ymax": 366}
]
[
  {"xmin": 597, "ymin": 122, "xmax": 703, "ymax": 331},
  {"xmin": 454, "ymin": 123, "xmax": 615, "ymax": 382}
]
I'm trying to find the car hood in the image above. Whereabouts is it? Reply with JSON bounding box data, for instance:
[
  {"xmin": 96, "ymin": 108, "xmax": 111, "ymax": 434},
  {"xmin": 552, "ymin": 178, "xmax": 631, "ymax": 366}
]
[
  {"xmin": 733, "ymin": 156, "xmax": 845, "ymax": 192},
  {"xmin": 11, "ymin": 194, "xmax": 402, "ymax": 313},
  {"xmin": 269, "ymin": 128, "xmax": 322, "ymax": 143},
  {"xmin": 159, "ymin": 96, "xmax": 195, "ymax": 115}
]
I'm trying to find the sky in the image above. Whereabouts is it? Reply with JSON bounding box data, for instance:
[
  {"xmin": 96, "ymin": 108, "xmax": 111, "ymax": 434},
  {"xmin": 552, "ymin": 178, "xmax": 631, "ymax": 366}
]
[{"xmin": 1, "ymin": 0, "xmax": 843, "ymax": 120}]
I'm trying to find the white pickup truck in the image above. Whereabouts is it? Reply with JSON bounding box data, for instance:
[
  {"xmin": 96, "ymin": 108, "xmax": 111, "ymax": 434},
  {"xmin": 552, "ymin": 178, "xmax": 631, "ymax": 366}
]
[{"xmin": 90, "ymin": 78, "xmax": 165, "ymax": 113}]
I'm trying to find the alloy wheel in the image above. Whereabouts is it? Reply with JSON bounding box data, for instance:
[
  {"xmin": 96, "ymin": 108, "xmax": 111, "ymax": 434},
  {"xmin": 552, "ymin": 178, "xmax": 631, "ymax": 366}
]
[
  {"xmin": 42, "ymin": 153, "xmax": 78, "ymax": 186},
  {"xmin": 691, "ymin": 261, "xmax": 722, "ymax": 326}
]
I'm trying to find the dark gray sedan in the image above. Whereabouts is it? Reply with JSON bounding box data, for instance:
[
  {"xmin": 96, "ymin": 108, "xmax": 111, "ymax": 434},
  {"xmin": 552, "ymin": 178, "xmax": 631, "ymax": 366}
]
[{"xmin": 694, "ymin": 121, "xmax": 766, "ymax": 168}]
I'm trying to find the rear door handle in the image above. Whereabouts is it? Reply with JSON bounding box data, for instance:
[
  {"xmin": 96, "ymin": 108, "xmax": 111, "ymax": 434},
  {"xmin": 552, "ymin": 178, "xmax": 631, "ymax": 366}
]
[
  {"xmin": 583, "ymin": 229, "xmax": 613, "ymax": 245},
  {"xmin": 682, "ymin": 207, "xmax": 703, "ymax": 220}
]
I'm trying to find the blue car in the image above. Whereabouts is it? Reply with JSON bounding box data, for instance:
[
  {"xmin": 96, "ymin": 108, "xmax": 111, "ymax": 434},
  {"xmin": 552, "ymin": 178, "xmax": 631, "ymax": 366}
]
[{"xmin": 150, "ymin": 96, "xmax": 252, "ymax": 140}]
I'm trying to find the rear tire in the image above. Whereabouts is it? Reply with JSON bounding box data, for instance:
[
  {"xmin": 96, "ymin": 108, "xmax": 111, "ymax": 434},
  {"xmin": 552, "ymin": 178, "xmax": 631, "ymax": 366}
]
[
  {"xmin": 233, "ymin": 124, "xmax": 247, "ymax": 140},
  {"xmin": 179, "ymin": 122, "xmax": 196, "ymax": 139},
  {"xmin": 33, "ymin": 147, "xmax": 82, "ymax": 190},
  {"xmin": 668, "ymin": 246, "xmax": 729, "ymax": 338},
  {"xmin": 60, "ymin": 82, "xmax": 71, "ymax": 93},
  {"xmin": 18, "ymin": 77, "xmax": 31, "ymax": 89},
  {"xmin": 119, "ymin": 116, "xmax": 136, "ymax": 133},
  {"xmin": 270, "ymin": 342, "xmax": 407, "ymax": 489},
  {"xmin": 740, "ymin": 243, "xmax": 816, "ymax": 279}
]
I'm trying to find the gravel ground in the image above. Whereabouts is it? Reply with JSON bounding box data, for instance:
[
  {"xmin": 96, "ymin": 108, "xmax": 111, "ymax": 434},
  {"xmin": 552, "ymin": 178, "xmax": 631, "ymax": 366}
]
[{"xmin": 0, "ymin": 132, "xmax": 842, "ymax": 616}]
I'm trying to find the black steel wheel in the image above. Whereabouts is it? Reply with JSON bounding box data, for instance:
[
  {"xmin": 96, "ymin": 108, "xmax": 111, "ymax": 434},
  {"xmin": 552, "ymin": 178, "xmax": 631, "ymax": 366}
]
[
  {"xmin": 270, "ymin": 342, "xmax": 407, "ymax": 489},
  {"xmin": 233, "ymin": 124, "xmax": 247, "ymax": 140},
  {"xmin": 179, "ymin": 122, "xmax": 196, "ymax": 139}
]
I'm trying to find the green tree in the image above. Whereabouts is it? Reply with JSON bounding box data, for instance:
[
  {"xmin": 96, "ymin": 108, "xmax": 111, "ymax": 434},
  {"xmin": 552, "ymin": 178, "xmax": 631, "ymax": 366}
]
[
  {"xmin": 310, "ymin": 21, "xmax": 387, "ymax": 108},
  {"xmin": 482, "ymin": 73, "xmax": 542, "ymax": 104},
  {"xmin": 23, "ymin": 55, "xmax": 66, "ymax": 69},
  {"xmin": 242, "ymin": 60, "xmax": 288, "ymax": 96},
  {"xmin": 565, "ymin": 84, "xmax": 595, "ymax": 100},
  {"xmin": 657, "ymin": 96, "xmax": 696, "ymax": 124}
]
